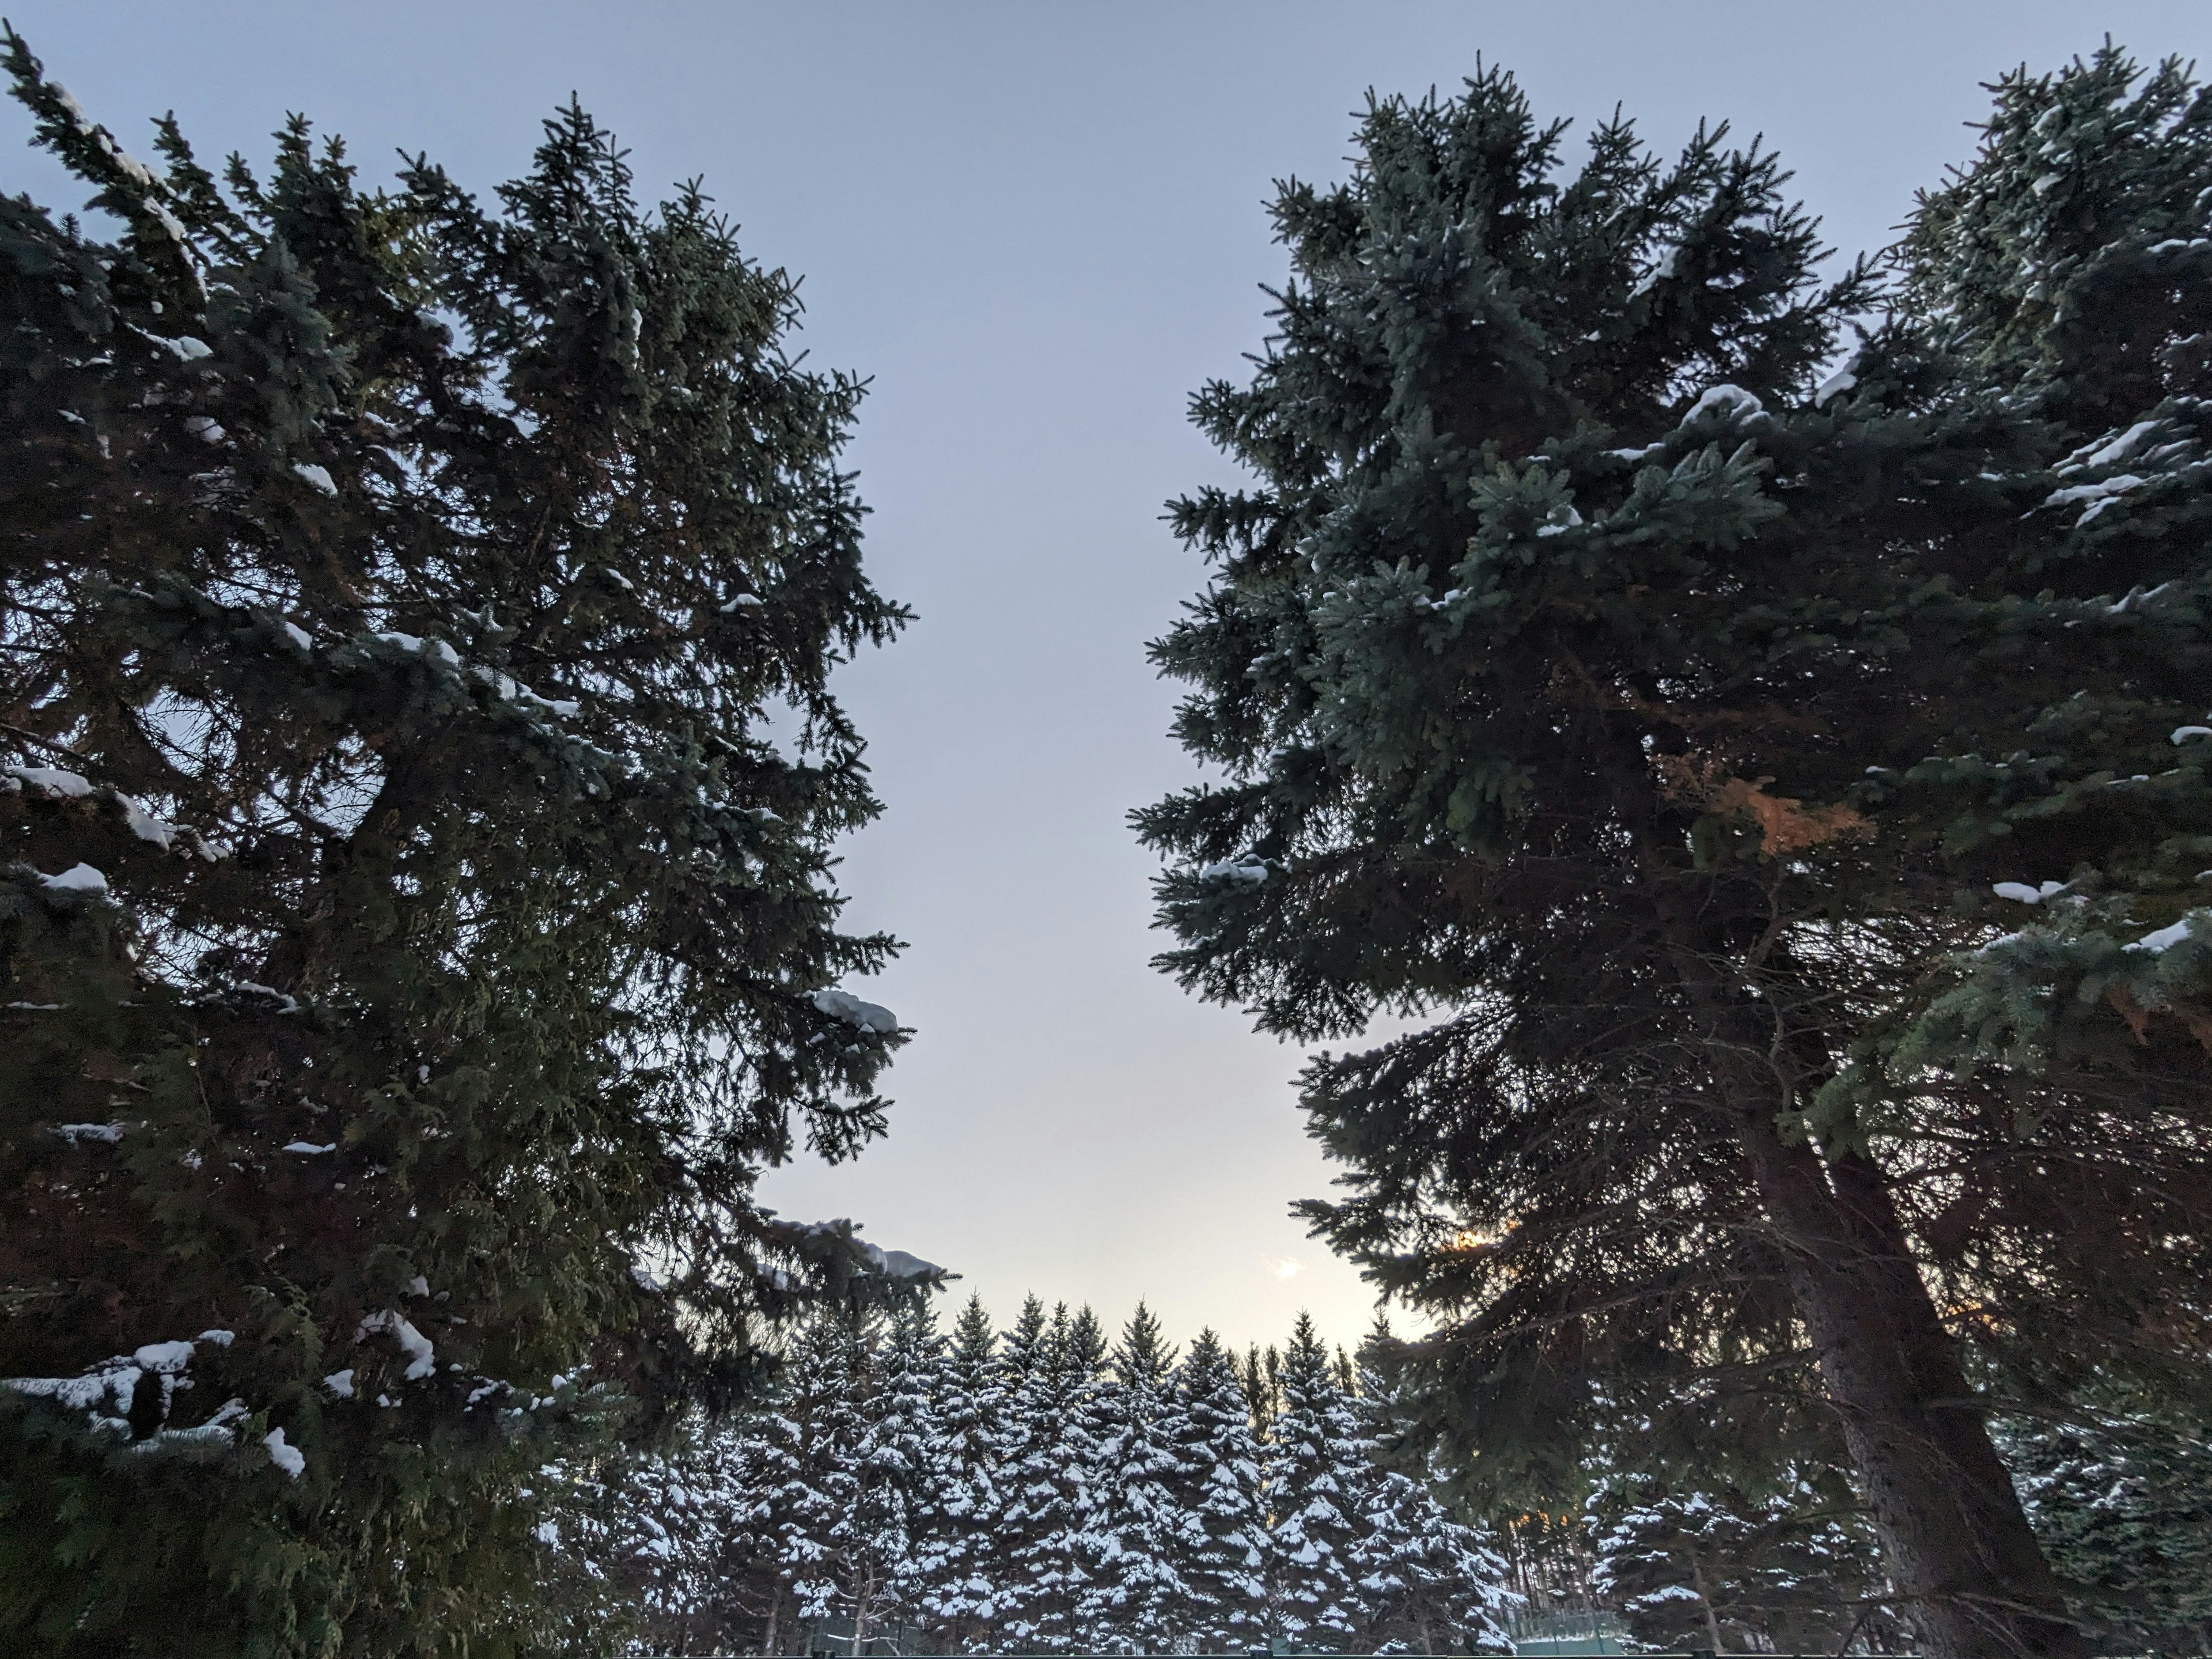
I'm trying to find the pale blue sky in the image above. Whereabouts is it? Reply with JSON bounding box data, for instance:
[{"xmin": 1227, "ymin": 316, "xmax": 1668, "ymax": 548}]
[{"xmin": 12, "ymin": 2, "xmax": 2210, "ymax": 1355}]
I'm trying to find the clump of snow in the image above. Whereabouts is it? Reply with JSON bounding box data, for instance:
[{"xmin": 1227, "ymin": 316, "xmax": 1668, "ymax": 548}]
[
  {"xmin": 2172, "ymin": 726, "xmax": 2211, "ymax": 745},
  {"xmin": 1992, "ymin": 880, "xmax": 2067, "ymax": 904},
  {"xmin": 149, "ymin": 334, "xmax": 213, "ymax": 362},
  {"xmin": 7, "ymin": 765, "xmax": 93, "ymax": 797},
  {"xmin": 41, "ymin": 863, "xmax": 108, "ymax": 894},
  {"xmin": 133, "ymin": 1340, "xmax": 195, "ymax": 1373},
  {"xmin": 631, "ymin": 1264, "xmax": 666, "ymax": 1293},
  {"xmin": 812, "ymin": 987, "xmax": 899, "ymax": 1034},
  {"xmin": 264, "ymin": 1426, "xmax": 305, "ymax": 1479},
  {"xmin": 2126, "ymin": 916, "xmax": 2202, "ymax": 956},
  {"xmin": 281, "ymin": 620, "xmax": 312, "ymax": 652},
  {"xmin": 358, "ymin": 1310, "xmax": 437, "ymax": 1380},
  {"xmin": 121, "ymin": 797, "xmax": 176, "ymax": 850},
  {"xmin": 721, "ymin": 593, "xmax": 766, "ymax": 611},
  {"xmin": 1199, "ymin": 858, "xmax": 1268, "ymax": 886},
  {"xmin": 323, "ymin": 1369, "xmax": 355, "ymax": 1399},
  {"xmin": 282, "ymin": 1141, "xmax": 336, "ymax": 1156},
  {"xmin": 857, "ymin": 1239, "xmax": 944, "ymax": 1280},
  {"xmin": 292, "ymin": 463, "xmax": 338, "ymax": 497},
  {"xmin": 1679, "ymin": 384, "xmax": 1764, "ymax": 426},
  {"xmin": 2040, "ymin": 476, "xmax": 2146, "ymax": 525},
  {"xmin": 1629, "ymin": 244, "xmax": 1680, "ymax": 298},
  {"xmin": 2056, "ymin": 420, "xmax": 2161, "ymax": 474},
  {"xmin": 54, "ymin": 1122, "xmax": 126, "ymax": 1145},
  {"xmin": 1814, "ymin": 350, "xmax": 1862, "ymax": 407},
  {"xmin": 1606, "ymin": 441, "xmax": 1664, "ymax": 462}
]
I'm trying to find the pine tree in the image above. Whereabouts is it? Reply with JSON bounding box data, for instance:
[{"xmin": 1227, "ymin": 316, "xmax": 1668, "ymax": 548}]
[
  {"xmin": 1079, "ymin": 1303, "xmax": 1191, "ymax": 1653},
  {"xmin": 590, "ymin": 1414, "xmax": 757, "ymax": 1656},
  {"xmin": 1998, "ymin": 1385, "xmax": 2212, "ymax": 1653},
  {"xmin": 1587, "ymin": 1466, "xmax": 1898, "ymax": 1654},
  {"xmin": 760, "ymin": 1312, "xmax": 872, "ymax": 1648},
  {"xmin": 1001, "ymin": 1305, "xmax": 1110, "ymax": 1652},
  {"xmin": 1264, "ymin": 1315, "xmax": 1368, "ymax": 1649},
  {"xmin": 916, "ymin": 1294, "xmax": 1006, "ymax": 1652},
  {"xmin": 1130, "ymin": 57, "xmax": 2211, "ymax": 1658},
  {"xmin": 0, "ymin": 28, "xmax": 926, "ymax": 1657},
  {"xmin": 848, "ymin": 1301, "xmax": 943, "ymax": 1647},
  {"xmin": 1165, "ymin": 1329, "xmax": 1272, "ymax": 1651},
  {"xmin": 1350, "ymin": 1332, "xmax": 1515, "ymax": 1654}
]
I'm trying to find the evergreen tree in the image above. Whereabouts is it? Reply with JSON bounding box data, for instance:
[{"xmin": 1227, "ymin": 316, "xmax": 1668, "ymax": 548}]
[
  {"xmin": 591, "ymin": 1414, "xmax": 757, "ymax": 1656},
  {"xmin": 1002, "ymin": 1305, "xmax": 1110, "ymax": 1652},
  {"xmin": 0, "ymin": 31, "xmax": 925, "ymax": 1656},
  {"xmin": 1264, "ymin": 1315, "xmax": 1368, "ymax": 1649},
  {"xmin": 758, "ymin": 1312, "xmax": 871, "ymax": 1649},
  {"xmin": 1131, "ymin": 56, "xmax": 2212, "ymax": 1658},
  {"xmin": 1587, "ymin": 1467, "xmax": 1898, "ymax": 1654},
  {"xmin": 1998, "ymin": 1386, "xmax": 2212, "ymax": 1653},
  {"xmin": 1079, "ymin": 1303, "xmax": 1191, "ymax": 1653},
  {"xmin": 1350, "ymin": 1332, "xmax": 1515, "ymax": 1654},
  {"xmin": 1164, "ymin": 1330, "xmax": 1271, "ymax": 1652},
  {"xmin": 850, "ymin": 1301, "xmax": 944, "ymax": 1645},
  {"xmin": 916, "ymin": 1295, "xmax": 1007, "ymax": 1652}
]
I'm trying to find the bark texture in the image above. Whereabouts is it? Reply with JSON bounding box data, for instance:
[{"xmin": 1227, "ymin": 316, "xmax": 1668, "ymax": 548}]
[{"xmin": 1738, "ymin": 1113, "xmax": 2083, "ymax": 1659}]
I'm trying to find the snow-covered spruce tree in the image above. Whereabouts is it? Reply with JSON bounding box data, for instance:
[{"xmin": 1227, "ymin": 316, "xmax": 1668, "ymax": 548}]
[
  {"xmin": 850, "ymin": 1301, "xmax": 945, "ymax": 1645},
  {"xmin": 1350, "ymin": 1330, "xmax": 1514, "ymax": 1654},
  {"xmin": 1132, "ymin": 61, "xmax": 2211, "ymax": 1658},
  {"xmin": 1586, "ymin": 1463, "xmax": 1899, "ymax": 1654},
  {"xmin": 0, "ymin": 44, "xmax": 938, "ymax": 1659},
  {"xmin": 1078, "ymin": 1303, "xmax": 1191, "ymax": 1653},
  {"xmin": 1262, "ymin": 1315, "xmax": 1368, "ymax": 1649},
  {"xmin": 1162, "ymin": 1330, "xmax": 1270, "ymax": 1651},
  {"xmin": 1001, "ymin": 1305, "xmax": 1110, "ymax": 1653},
  {"xmin": 1996, "ymin": 1383, "xmax": 2212, "ymax": 1654},
  {"xmin": 570, "ymin": 1411, "xmax": 757, "ymax": 1656},
  {"xmin": 915, "ymin": 1294, "xmax": 1007, "ymax": 1652},
  {"xmin": 754, "ymin": 1309, "xmax": 876, "ymax": 1652}
]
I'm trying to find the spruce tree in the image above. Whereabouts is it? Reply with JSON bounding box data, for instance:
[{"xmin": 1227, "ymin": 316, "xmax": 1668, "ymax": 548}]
[
  {"xmin": 1131, "ymin": 57, "xmax": 2212, "ymax": 1658},
  {"xmin": 0, "ymin": 29, "xmax": 929, "ymax": 1656},
  {"xmin": 759, "ymin": 1312, "xmax": 871, "ymax": 1646},
  {"xmin": 1163, "ymin": 1330, "xmax": 1271, "ymax": 1651},
  {"xmin": 1997, "ymin": 1386, "xmax": 2212, "ymax": 1653},
  {"xmin": 916, "ymin": 1294, "xmax": 1006, "ymax": 1652},
  {"xmin": 1586, "ymin": 1465, "xmax": 1897, "ymax": 1653},
  {"xmin": 849, "ymin": 1301, "xmax": 942, "ymax": 1646},
  {"xmin": 1001, "ymin": 1305, "xmax": 1109, "ymax": 1653},
  {"xmin": 1079, "ymin": 1303, "xmax": 1191, "ymax": 1653},
  {"xmin": 1263, "ymin": 1315, "xmax": 1368, "ymax": 1649},
  {"xmin": 1350, "ymin": 1332, "xmax": 1515, "ymax": 1654}
]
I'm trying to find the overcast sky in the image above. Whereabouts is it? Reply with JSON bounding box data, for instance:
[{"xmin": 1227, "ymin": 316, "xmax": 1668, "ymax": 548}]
[{"xmin": 12, "ymin": 1, "xmax": 2211, "ymax": 1357}]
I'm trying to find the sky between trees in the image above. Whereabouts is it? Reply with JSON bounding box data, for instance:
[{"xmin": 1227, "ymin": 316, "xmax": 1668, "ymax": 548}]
[{"xmin": 8, "ymin": 0, "xmax": 2210, "ymax": 1354}]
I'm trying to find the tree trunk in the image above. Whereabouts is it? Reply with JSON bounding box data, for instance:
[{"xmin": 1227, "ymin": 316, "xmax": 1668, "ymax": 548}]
[{"xmin": 1734, "ymin": 1108, "xmax": 2082, "ymax": 1659}]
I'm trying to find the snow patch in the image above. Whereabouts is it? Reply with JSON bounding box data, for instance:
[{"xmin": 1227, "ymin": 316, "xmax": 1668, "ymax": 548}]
[
  {"xmin": 41, "ymin": 863, "xmax": 108, "ymax": 894},
  {"xmin": 2126, "ymin": 916, "xmax": 2202, "ymax": 956},
  {"xmin": 54, "ymin": 1122, "xmax": 126, "ymax": 1145},
  {"xmin": 1679, "ymin": 384, "xmax": 1764, "ymax": 426},
  {"xmin": 357, "ymin": 1310, "xmax": 437, "ymax": 1380},
  {"xmin": 7, "ymin": 766, "xmax": 94, "ymax": 797},
  {"xmin": 292, "ymin": 463, "xmax": 338, "ymax": 497},
  {"xmin": 1992, "ymin": 881, "xmax": 2066, "ymax": 904},
  {"xmin": 264, "ymin": 1426, "xmax": 305, "ymax": 1479},
  {"xmin": 1199, "ymin": 858, "xmax": 1268, "ymax": 885},
  {"xmin": 812, "ymin": 987, "xmax": 899, "ymax": 1034}
]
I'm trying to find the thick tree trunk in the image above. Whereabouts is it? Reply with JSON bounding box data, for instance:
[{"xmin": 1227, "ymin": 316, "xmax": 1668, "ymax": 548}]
[{"xmin": 1734, "ymin": 1108, "xmax": 2081, "ymax": 1659}]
